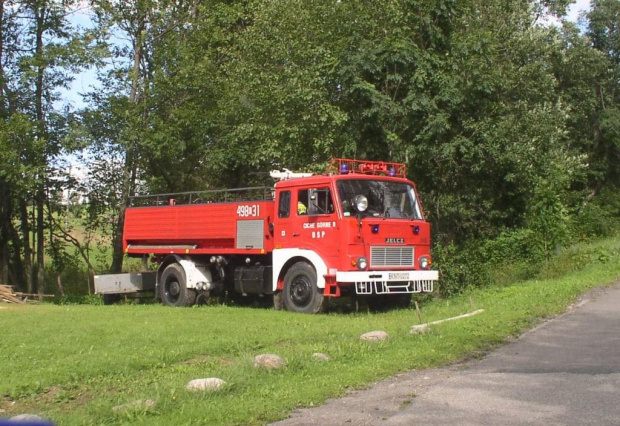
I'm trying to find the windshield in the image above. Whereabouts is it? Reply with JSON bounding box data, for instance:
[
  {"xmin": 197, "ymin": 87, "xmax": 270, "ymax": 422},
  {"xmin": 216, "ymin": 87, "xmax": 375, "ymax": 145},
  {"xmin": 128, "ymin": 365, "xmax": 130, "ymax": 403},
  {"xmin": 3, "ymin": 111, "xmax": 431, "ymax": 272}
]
[{"xmin": 336, "ymin": 179, "xmax": 423, "ymax": 220}]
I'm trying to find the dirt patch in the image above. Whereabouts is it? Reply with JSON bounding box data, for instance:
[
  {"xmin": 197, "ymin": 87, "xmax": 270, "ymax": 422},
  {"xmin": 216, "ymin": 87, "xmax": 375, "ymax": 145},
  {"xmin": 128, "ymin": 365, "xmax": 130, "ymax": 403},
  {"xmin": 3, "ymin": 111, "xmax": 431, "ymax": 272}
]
[
  {"xmin": 0, "ymin": 398, "xmax": 17, "ymax": 416},
  {"xmin": 0, "ymin": 384, "xmax": 95, "ymax": 417}
]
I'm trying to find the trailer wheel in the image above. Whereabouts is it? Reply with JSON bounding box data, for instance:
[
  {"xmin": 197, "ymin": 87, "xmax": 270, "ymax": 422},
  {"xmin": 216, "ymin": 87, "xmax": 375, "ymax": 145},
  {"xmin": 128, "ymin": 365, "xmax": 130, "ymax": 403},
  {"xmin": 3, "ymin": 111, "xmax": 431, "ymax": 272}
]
[
  {"xmin": 283, "ymin": 262, "xmax": 326, "ymax": 314},
  {"xmin": 160, "ymin": 263, "xmax": 196, "ymax": 307}
]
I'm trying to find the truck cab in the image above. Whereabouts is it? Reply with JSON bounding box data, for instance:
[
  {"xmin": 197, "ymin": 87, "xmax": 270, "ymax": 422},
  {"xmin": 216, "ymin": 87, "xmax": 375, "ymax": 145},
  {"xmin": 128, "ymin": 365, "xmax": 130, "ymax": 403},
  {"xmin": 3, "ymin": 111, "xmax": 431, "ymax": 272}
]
[{"xmin": 270, "ymin": 159, "xmax": 437, "ymax": 313}]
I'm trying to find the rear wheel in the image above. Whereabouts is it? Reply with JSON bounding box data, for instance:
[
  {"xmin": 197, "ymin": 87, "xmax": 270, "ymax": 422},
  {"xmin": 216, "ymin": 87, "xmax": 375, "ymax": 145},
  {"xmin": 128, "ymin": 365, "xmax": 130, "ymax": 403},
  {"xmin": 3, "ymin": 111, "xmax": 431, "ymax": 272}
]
[
  {"xmin": 283, "ymin": 262, "xmax": 326, "ymax": 314},
  {"xmin": 160, "ymin": 263, "xmax": 196, "ymax": 307}
]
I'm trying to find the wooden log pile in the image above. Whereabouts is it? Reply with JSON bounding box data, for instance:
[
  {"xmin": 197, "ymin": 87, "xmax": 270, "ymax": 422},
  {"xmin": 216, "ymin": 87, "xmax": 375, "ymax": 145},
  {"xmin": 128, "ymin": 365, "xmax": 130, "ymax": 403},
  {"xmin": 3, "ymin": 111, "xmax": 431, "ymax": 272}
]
[
  {"xmin": 0, "ymin": 285, "xmax": 24, "ymax": 304},
  {"xmin": 0, "ymin": 284, "xmax": 55, "ymax": 304}
]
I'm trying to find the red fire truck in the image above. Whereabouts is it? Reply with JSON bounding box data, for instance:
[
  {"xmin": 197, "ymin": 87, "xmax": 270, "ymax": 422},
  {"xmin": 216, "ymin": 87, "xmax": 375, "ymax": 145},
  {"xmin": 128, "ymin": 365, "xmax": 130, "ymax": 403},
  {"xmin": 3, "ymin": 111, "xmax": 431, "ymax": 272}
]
[{"xmin": 94, "ymin": 159, "xmax": 438, "ymax": 313}]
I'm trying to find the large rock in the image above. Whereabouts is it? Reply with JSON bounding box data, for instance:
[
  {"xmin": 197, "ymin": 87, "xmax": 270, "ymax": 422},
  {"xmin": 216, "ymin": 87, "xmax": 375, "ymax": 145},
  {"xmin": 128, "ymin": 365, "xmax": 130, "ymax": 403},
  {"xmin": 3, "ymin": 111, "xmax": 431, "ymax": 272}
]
[
  {"xmin": 253, "ymin": 353, "xmax": 286, "ymax": 369},
  {"xmin": 186, "ymin": 378, "xmax": 226, "ymax": 392},
  {"xmin": 312, "ymin": 352, "xmax": 331, "ymax": 362},
  {"xmin": 360, "ymin": 330, "xmax": 389, "ymax": 342}
]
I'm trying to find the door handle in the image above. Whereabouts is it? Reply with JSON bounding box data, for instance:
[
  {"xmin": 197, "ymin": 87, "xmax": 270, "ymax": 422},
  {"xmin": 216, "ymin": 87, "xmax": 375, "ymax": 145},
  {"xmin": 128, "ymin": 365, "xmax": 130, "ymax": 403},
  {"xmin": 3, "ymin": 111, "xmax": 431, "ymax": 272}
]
[{"xmin": 293, "ymin": 233, "xmax": 300, "ymax": 237}]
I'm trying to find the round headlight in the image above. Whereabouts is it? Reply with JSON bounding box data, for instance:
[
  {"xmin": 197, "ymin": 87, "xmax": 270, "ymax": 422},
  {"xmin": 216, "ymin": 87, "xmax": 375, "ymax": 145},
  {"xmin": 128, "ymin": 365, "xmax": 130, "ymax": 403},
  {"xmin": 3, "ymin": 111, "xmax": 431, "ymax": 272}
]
[
  {"xmin": 353, "ymin": 195, "xmax": 368, "ymax": 212},
  {"xmin": 419, "ymin": 256, "xmax": 430, "ymax": 270},
  {"xmin": 357, "ymin": 256, "xmax": 368, "ymax": 270}
]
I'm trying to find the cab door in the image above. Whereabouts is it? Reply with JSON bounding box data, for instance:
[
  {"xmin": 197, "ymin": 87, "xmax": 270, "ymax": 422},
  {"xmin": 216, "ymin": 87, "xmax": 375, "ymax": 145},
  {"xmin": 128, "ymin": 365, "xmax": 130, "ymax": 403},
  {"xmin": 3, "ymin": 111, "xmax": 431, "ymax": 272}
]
[{"xmin": 286, "ymin": 186, "xmax": 339, "ymax": 265}]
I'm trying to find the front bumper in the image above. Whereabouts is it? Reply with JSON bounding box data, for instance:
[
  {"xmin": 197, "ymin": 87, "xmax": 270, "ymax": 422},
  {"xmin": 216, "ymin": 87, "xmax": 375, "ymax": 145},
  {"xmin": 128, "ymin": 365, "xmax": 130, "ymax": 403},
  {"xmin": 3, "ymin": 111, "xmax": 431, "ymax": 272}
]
[{"xmin": 335, "ymin": 270, "xmax": 438, "ymax": 295}]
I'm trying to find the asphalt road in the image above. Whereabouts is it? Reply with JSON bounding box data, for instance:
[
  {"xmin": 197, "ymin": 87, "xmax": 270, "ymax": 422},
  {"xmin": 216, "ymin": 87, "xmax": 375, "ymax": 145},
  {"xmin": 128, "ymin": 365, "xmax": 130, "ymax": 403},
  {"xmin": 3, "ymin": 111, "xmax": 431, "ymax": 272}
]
[{"xmin": 274, "ymin": 282, "xmax": 620, "ymax": 426}]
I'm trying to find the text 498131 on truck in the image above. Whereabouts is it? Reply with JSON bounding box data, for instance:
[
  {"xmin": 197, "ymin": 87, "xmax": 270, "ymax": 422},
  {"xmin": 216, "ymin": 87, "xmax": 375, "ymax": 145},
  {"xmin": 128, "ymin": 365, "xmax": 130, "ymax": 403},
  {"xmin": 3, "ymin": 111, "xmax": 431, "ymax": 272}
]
[{"xmin": 94, "ymin": 158, "xmax": 438, "ymax": 313}]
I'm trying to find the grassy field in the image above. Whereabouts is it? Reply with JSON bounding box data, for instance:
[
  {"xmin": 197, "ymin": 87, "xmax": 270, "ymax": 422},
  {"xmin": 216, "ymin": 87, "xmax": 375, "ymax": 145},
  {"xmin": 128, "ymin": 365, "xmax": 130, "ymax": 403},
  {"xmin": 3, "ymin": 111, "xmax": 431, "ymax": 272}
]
[{"xmin": 1, "ymin": 236, "xmax": 619, "ymax": 425}]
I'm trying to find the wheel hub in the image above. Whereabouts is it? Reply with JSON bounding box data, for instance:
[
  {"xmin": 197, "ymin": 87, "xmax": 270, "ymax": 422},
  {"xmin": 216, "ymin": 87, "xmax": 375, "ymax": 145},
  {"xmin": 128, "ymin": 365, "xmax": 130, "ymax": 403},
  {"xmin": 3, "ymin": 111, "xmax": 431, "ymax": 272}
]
[
  {"xmin": 291, "ymin": 276, "xmax": 311, "ymax": 306},
  {"xmin": 168, "ymin": 281, "xmax": 180, "ymax": 297}
]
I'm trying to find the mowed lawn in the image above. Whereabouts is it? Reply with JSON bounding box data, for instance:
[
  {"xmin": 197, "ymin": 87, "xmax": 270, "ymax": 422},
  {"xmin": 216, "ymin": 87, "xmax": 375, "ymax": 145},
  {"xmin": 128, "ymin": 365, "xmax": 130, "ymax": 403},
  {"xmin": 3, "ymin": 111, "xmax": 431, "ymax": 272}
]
[{"xmin": 1, "ymin": 239, "xmax": 619, "ymax": 425}]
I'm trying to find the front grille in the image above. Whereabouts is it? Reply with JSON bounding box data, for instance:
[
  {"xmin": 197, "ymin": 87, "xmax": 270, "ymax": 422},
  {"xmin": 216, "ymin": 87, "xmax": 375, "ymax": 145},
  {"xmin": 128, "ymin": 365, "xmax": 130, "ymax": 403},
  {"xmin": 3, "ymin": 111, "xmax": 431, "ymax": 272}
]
[{"xmin": 370, "ymin": 246, "xmax": 414, "ymax": 267}]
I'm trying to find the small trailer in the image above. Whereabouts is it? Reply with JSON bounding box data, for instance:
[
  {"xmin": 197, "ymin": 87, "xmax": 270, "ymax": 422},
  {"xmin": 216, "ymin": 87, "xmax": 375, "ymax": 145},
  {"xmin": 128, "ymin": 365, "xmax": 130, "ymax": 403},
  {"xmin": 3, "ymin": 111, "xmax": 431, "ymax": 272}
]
[{"xmin": 95, "ymin": 272, "xmax": 156, "ymax": 304}]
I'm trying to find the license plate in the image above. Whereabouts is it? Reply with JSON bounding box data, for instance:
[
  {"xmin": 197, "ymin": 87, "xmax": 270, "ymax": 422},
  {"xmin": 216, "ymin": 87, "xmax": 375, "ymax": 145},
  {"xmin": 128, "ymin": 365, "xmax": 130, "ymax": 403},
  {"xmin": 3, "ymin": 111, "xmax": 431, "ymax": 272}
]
[{"xmin": 388, "ymin": 272, "xmax": 409, "ymax": 280}]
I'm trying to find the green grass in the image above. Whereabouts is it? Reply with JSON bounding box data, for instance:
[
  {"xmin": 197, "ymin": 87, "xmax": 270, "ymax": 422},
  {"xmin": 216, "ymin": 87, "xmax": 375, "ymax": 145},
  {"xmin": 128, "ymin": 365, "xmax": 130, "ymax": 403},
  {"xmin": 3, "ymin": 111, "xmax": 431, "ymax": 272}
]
[{"xmin": 1, "ymin": 236, "xmax": 619, "ymax": 425}]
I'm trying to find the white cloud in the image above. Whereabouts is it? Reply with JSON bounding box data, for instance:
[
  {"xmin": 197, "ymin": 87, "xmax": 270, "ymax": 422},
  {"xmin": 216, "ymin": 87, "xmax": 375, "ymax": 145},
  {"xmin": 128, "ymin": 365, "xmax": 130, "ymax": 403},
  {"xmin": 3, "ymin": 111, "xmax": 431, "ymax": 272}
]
[
  {"xmin": 566, "ymin": 0, "xmax": 591, "ymax": 23},
  {"xmin": 539, "ymin": 0, "xmax": 591, "ymax": 28}
]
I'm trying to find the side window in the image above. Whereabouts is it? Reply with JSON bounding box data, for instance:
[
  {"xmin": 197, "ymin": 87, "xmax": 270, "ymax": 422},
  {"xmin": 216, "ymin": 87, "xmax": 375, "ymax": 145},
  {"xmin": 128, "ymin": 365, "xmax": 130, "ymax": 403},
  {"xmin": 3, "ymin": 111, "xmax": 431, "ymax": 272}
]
[
  {"xmin": 298, "ymin": 188, "xmax": 334, "ymax": 216},
  {"xmin": 278, "ymin": 191, "xmax": 291, "ymax": 218}
]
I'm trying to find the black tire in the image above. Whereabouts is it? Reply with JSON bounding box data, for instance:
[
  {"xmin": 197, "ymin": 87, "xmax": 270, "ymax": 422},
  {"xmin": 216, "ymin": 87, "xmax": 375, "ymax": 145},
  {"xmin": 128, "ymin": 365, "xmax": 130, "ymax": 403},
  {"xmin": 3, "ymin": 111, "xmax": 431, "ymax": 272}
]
[
  {"xmin": 159, "ymin": 263, "xmax": 196, "ymax": 307},
  {"xmin": 283, "ymin": 262, "xmax": 326, "ymax": 314}
]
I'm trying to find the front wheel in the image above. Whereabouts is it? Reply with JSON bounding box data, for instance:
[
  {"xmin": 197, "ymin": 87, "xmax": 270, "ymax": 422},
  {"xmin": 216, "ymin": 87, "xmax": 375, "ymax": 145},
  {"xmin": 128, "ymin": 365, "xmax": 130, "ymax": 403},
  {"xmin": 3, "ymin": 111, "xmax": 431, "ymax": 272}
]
[
  {"xmin": 283, "ymin": 262, "xmax": 326, "ymax": 314},
  {"xmin": 160, "ymin": 263, "xmax": 196, "ymax": 307}
]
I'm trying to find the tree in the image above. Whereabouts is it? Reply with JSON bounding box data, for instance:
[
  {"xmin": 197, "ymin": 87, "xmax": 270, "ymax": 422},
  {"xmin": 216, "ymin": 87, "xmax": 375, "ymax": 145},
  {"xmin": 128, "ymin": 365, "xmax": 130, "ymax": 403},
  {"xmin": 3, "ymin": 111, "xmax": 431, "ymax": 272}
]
[
  {"xmin": 85, "ymin": 0, "xmax": 250, "ymax": 272},
  {"xmin": 586, "ymin": 0, "xmax": 620, "ymax": 194},
  {"xmin": 0, "ymin": 0, "xmax": 94, "ymax": 292}
]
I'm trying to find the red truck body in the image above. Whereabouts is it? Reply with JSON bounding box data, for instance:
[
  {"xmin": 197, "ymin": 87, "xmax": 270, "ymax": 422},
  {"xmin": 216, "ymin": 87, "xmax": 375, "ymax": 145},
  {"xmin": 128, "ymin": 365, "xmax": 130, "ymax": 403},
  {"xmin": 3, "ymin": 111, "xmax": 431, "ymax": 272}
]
[
  {"xmin": 124, "ymin": 200, "xmax": 275, "ymax": 256},
  {"xmin": 121, "ymin": 159, "xmax": 438, "ymax": 313}
]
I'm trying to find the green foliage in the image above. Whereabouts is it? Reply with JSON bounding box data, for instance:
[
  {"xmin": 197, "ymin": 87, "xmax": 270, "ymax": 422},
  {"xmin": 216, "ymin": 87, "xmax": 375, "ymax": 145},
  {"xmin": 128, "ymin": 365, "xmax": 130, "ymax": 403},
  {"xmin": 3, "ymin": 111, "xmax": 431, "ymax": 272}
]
[
  {"xmin": 539, "ymin": 235, "xmax": 620, "ymax": 279},
  {"xmin": 52, "ymin": 294, "xmax": 104, "ymax": 305},
  {"xmin": 573, "ymin": 188, "xmax": 620, "ymax": 239},
  {"xmin": 432, "ymin": 242, "xmax": 491, "ymax": 297}
]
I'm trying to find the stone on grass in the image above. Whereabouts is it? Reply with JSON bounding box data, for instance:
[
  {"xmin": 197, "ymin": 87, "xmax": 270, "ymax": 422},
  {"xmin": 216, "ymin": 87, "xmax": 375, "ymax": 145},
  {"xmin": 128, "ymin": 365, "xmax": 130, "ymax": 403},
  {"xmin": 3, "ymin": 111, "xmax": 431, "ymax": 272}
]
[
  {"xmin": 409, "ymin": 324, "xmax": 431, "ymax": 335},
  {"xmin": 253, "ymin": 353, "xmax": 286, "ymax": 369},
  {"xmin": 10, "ymin": 414, "xmax": 49, "ymax": 422},
  {"xmin": 112, "ymin": 399, "xmax": 156, "ymax": 412},
  {"xmin": 312, "ymin": 352, "xmax": 330, "ymax": 362},
  {"xmin": 185, "ymin": 378, "xmax": 226, "ymax": 392},
  {"xmin": 360, "ymin": 330, "xmax": 388, "ymax": 342}
]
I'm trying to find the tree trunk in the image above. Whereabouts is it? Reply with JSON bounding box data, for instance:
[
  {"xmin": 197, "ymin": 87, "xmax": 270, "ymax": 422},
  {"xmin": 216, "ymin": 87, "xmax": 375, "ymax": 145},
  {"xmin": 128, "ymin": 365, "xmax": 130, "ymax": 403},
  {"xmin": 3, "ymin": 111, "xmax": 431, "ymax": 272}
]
[
  {"xmin": 56, "ymin": 273, "xmax": 65, "ymax": 296},
  {"xmin": 111, "ymin": 17, "xmax": 146, "ymax": 273},
  {"xmin": 0, "ymin": 0, "xmax": 5, "ymax": 117},
  {"xmin": 0, "ymin": 2, "xmax": 9, "ymax": 286},
  {"xmin": 110, "ymin": 208, "xmax": 126, "ymax": 273},
  {"xmin": 0, "ymin": 179, "xmax": 9, "ymax": 284},
  {"xmin": 36, "ymin": 187, "xmax": 45, "ymax": 300},
  {"xmin": 34, "ymin": 4, "xmax": 46, "ymax": 300},
  {"xmin": 19, "ymin": 199, "xmax": 34, "ymax": 293},
  {"xmin": 9, "ymin": 220, "xmax": 25, "ymax": 290}
]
